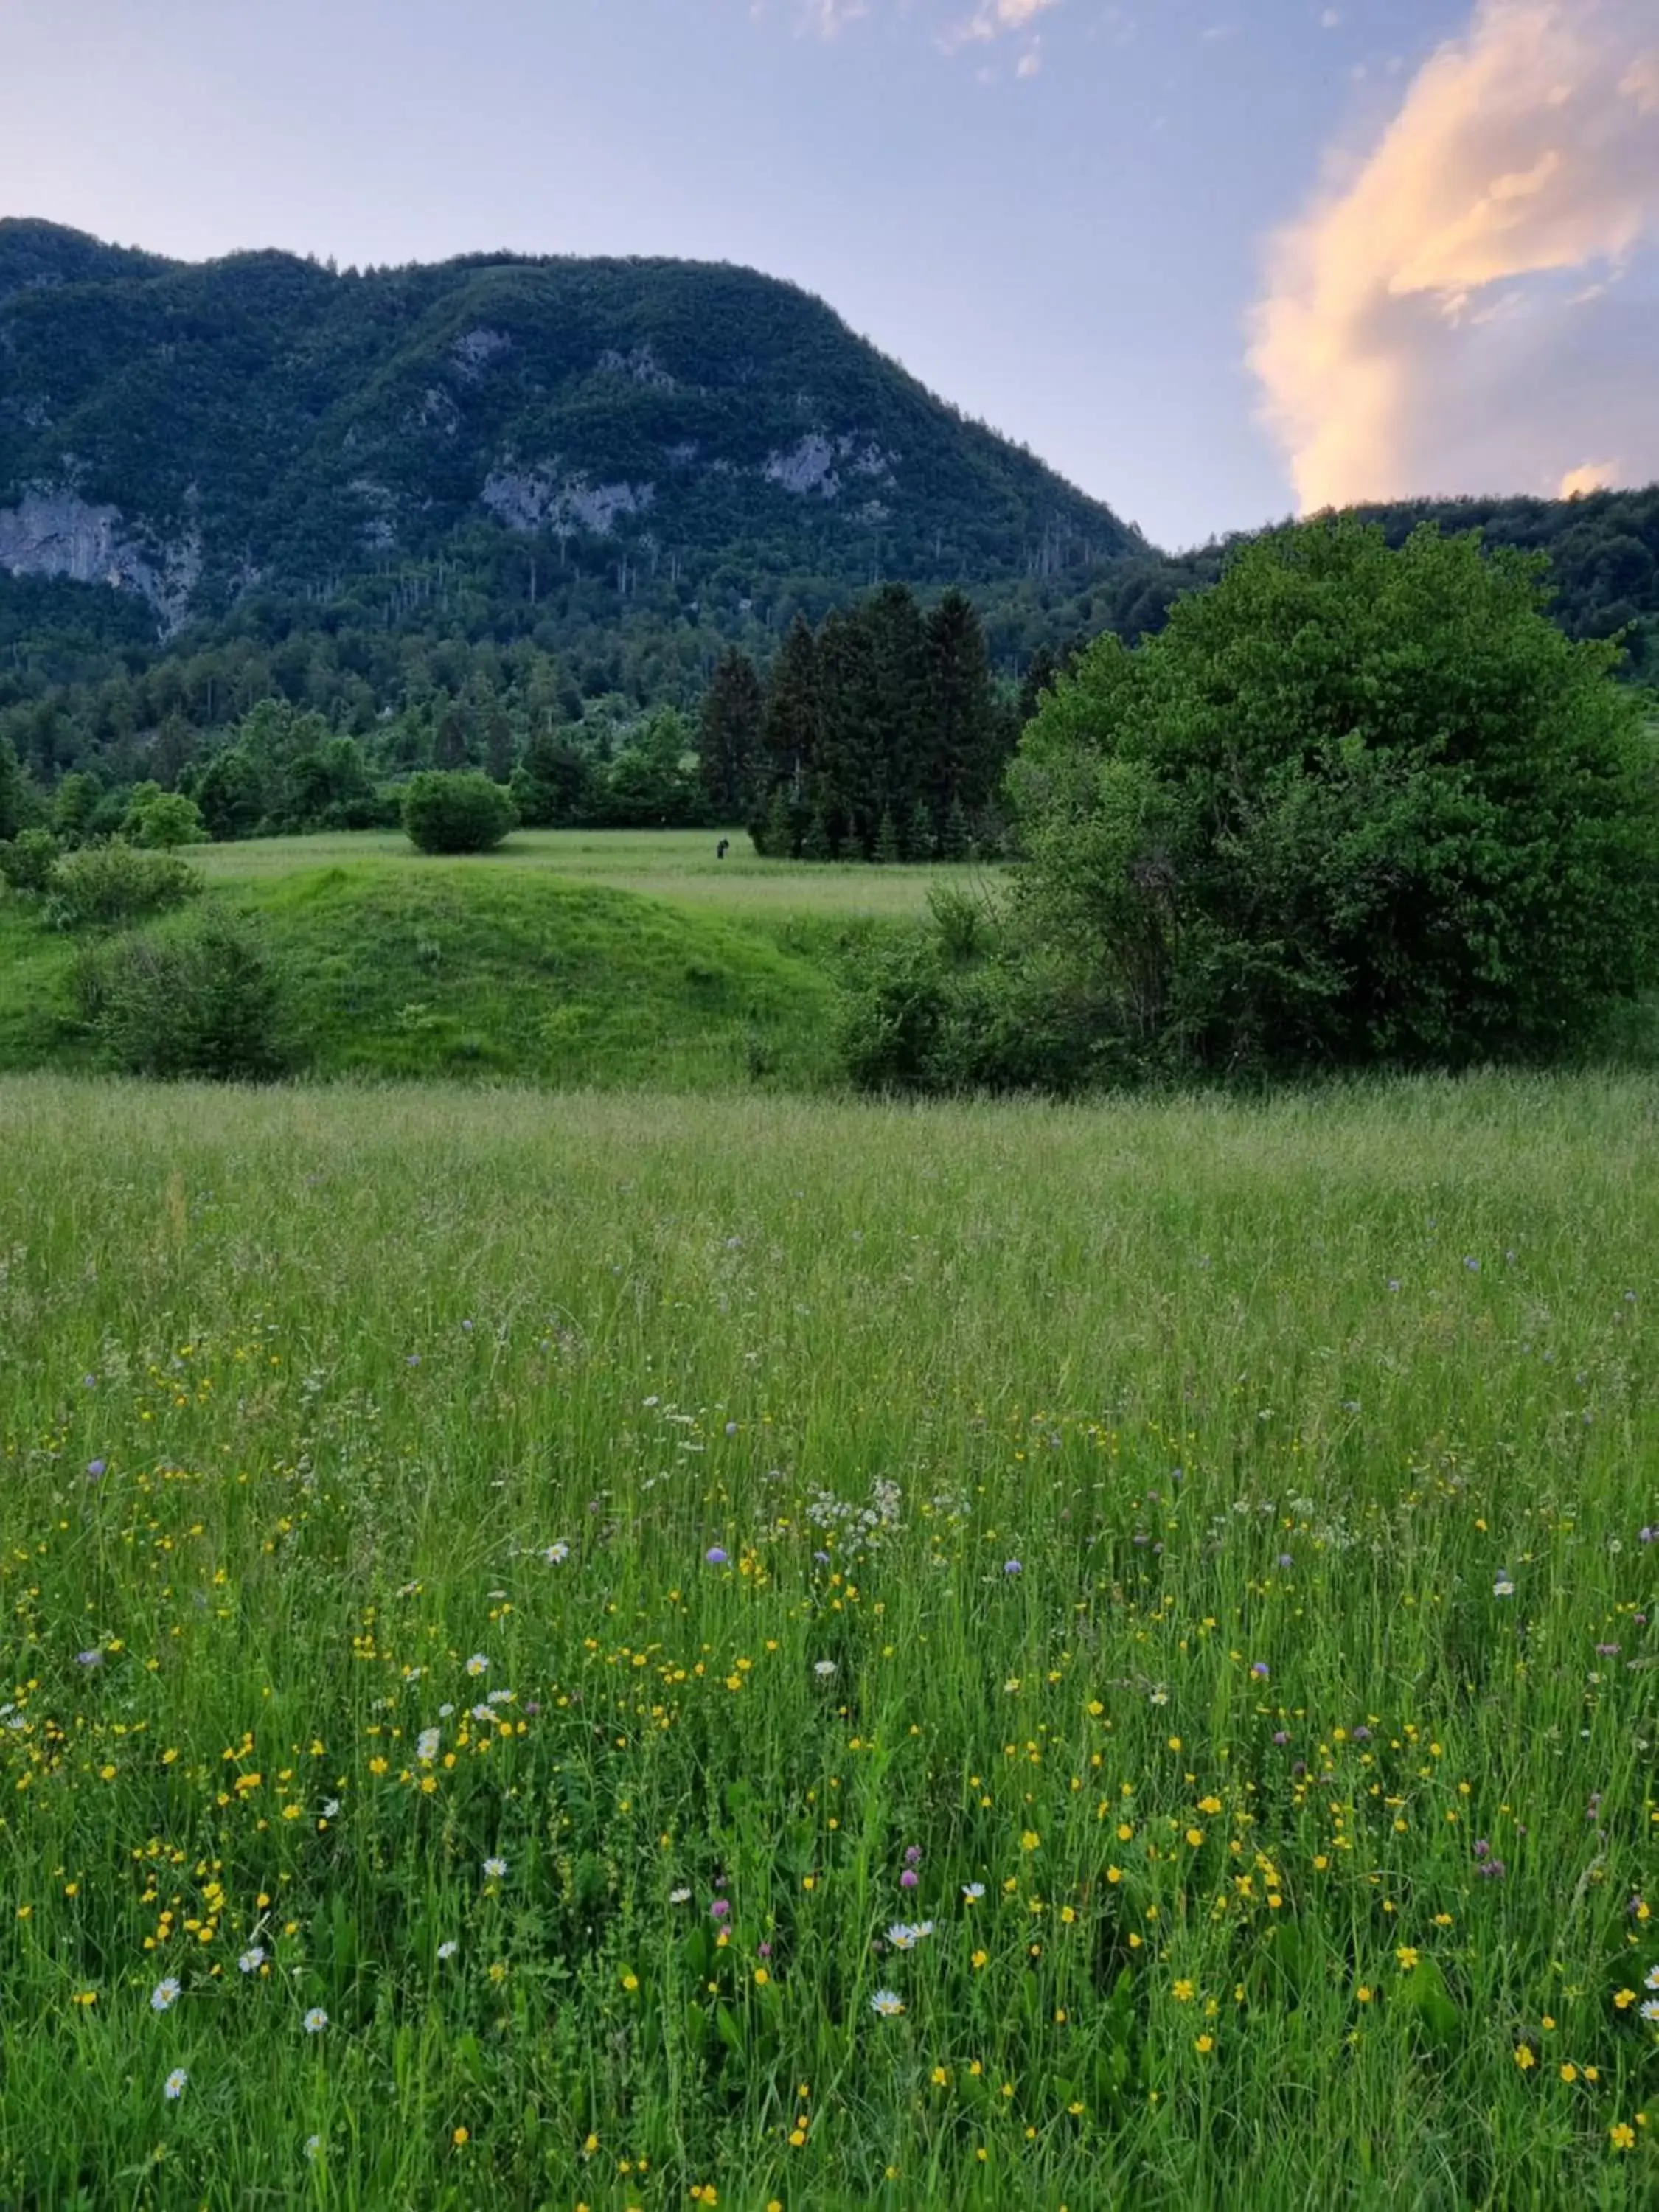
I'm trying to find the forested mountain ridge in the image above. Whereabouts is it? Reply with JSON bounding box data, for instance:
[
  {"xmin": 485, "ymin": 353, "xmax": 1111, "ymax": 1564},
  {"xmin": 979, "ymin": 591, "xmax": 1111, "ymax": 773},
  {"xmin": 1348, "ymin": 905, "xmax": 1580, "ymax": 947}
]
[{"xmin": 0, "ymin": 218, "xmax": 1140, "ymax": 643}]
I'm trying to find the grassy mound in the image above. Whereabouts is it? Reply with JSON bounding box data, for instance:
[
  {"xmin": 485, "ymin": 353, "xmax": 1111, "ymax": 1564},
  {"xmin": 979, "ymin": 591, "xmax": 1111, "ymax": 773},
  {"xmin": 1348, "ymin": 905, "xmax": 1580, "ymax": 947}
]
[
  {"xmin": 237, "ymin": 863, "xmax": 838, "ymax": 1086},
  {"xmin": 0, "ymin": 863, "xmax": 842, "ymax": 1088}
]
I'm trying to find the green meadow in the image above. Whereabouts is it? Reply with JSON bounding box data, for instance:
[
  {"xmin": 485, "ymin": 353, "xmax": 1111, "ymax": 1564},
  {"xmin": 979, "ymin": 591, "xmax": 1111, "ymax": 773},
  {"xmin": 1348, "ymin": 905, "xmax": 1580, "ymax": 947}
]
[
  {"xmin": 2, "ymin": 1068, "xmax": 1657, "ymax": 2208},
  {"xmin": 0, "ymin": 830, "xmax": 998, "ymax": 1088},
  {"xmin": 192, "ymin": 829, "xmax": 983, "ymax": 917}
]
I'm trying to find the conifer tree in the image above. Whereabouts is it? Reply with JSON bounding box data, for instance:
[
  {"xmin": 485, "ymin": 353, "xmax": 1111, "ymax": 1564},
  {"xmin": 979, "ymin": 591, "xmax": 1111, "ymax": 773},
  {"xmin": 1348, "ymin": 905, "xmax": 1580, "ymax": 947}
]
[
  {"xmin": 925, "ymin": 589, "xmax": 998, "ymax": 819},
  {"xmin": 874, "ymin": 809, "xmax": 900, "ymax": 865},
  {"xmin": 698, "ymin": 647, "xmax": 765, "ymax": 821},
  {"xmin": 761, "ymin": 617, "xmax": 822, "ymax": 799}
]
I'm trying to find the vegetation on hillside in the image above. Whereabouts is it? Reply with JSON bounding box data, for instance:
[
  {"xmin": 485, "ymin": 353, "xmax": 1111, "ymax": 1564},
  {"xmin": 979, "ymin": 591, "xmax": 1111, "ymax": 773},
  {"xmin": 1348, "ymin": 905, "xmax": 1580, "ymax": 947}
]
[{"xmin": 0, "ymin": 857, "xmax": 843, "ymax": 1091}]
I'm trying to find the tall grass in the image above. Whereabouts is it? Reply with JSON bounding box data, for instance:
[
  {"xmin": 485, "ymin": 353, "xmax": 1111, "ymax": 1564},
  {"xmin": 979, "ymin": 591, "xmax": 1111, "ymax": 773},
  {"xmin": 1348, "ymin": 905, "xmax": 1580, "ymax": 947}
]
[{"xmin": 1, "ymin": 1071, "xmax": 1655, "ymax": 2208}]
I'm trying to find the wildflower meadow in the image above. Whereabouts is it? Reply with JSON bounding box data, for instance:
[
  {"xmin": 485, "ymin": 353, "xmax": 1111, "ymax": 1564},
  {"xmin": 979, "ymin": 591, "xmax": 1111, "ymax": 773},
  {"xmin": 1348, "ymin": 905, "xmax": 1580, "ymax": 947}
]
[{"xmin": 1, "ymin": 1070, "xmax": 1657, "ymax": 2208}]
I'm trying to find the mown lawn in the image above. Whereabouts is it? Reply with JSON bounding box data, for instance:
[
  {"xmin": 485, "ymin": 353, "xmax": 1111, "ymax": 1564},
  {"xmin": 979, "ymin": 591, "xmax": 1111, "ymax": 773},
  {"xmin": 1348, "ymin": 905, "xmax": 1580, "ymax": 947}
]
[{"xmin": 1, "ymin": 1071, "xmax": 1656, "ymax": 2208}]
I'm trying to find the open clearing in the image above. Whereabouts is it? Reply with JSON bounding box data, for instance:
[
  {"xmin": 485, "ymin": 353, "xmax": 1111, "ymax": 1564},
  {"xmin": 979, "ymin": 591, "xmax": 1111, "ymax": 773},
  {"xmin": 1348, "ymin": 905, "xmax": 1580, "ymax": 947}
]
[
  {"xmin": 190, "ymin": 827, "xmax": 998, "ymax": 917},
  {"xmin": 2, "ymin": 1071, "xmax": 1656, "ymax": 2207}
]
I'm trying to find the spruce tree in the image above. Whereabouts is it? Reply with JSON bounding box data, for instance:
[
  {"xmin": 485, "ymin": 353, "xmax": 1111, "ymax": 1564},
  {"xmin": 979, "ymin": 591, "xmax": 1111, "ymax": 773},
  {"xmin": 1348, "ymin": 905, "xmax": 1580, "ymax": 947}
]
[
  {"xmin": 760, "ymin": 616, "xmax": 823, "ymax": 813},
  {"xmin": 699, "ymin": 647, "xmax": 765, "ymax": 822},
  {"xmin": 0, "ymin": 733, "xmax": 25, "ymax": 844},
  {"xmin": 925, "ymin": 589, "xmax": 999, "ymax": 818},
  {"xmin": 801, "ymin": 804, "xmax": 833, "ymax": 862},
  {"xmin": 758, "ymin": 784, "xmax": 796, "ymax": 858},
  {"xmin": 874, "ymin": 810, "xmax": 900, "ymax": 866},
  {"xmin": 906, "ymin": 796, "xmax": 937, "ymax": 863}
]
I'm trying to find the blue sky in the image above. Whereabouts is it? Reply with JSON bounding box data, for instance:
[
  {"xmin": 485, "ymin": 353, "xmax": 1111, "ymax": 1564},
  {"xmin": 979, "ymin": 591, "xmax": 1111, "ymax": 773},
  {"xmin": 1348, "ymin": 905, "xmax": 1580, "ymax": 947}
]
[{"xmin": 2, "ymin": 0, "xmax": 1655, "ymax": 549}]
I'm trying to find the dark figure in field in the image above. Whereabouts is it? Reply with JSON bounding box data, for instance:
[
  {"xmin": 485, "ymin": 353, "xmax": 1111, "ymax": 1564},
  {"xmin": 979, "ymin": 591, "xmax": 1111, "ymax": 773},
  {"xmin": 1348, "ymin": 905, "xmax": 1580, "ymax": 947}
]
[{"xmin": 717, "ymin": 838, "xmax": 730, "ymax": 859}]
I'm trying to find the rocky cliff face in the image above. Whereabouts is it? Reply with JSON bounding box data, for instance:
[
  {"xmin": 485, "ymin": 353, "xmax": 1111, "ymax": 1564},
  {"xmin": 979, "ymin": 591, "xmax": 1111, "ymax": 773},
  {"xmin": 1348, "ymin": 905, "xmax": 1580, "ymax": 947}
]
[{"xmin": 0, "ymin": 487, "xmax": 201, "ymax": 632}]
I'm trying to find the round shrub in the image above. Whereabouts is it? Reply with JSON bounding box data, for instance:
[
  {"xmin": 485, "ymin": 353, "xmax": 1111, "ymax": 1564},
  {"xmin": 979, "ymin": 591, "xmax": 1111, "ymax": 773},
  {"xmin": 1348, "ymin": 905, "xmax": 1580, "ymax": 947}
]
[{"xmin": 401, "ymin": 771, "xmax": 518, "ymax": 855}]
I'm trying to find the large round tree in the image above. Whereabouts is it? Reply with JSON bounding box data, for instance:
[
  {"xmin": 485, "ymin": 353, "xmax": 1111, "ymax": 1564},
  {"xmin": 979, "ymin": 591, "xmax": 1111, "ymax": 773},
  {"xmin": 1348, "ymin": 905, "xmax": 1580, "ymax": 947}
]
[{"xmin": 1010, "ymin": 518, "xmax": 1659, "ymax": 1072}]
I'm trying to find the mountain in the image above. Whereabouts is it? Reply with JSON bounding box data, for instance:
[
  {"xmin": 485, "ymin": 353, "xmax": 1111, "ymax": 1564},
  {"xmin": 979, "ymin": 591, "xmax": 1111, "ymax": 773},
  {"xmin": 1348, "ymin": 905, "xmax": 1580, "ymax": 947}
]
[{"xmin": 0, "ymin": 218, "xmax": 1141, "ymax": 644}]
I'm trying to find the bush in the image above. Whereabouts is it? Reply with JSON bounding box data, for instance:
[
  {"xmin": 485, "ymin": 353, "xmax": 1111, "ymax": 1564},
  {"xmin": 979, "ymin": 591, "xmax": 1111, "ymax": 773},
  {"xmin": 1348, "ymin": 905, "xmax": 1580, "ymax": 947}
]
[
  {"xmin": 45, "ymin": 841, "xmax": 204, "ymax": 928},
  {"xmin": 835, "ymin": 920, "xmax": 1096, "ymax": 1096},
  {"xmin": 0, "ymin": 827, "xmax": 63, "ymax": 897},
  {"xmin": 72, "ymin": 910, "xmax": 293, "ymax": 1080},
  {"xmin": 1013, "ymin": 518, "xmax": 1659, "ymax": 1074},
  {"xmin": 401, "ymin": 771, "xmax": 517, "ymax": 855}
]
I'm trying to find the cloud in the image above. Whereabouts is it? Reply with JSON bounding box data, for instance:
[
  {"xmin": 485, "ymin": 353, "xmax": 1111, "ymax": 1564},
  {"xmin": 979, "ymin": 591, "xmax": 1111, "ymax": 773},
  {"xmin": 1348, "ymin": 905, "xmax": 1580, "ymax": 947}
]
[
  {"xmin": 793, "ymin": 0, "xmax": 869, "ymax": 32},
  {"xmin": 781, "ymin": 0, "xmax": 1064, "ymax": 45},
  {"xmin": 1250, "ymin": 1, "xmax": 1659, "ymax": 510},
  {"xmin": 1559, "ymin": 460, "xmax": 1621, "ymax": 498}
]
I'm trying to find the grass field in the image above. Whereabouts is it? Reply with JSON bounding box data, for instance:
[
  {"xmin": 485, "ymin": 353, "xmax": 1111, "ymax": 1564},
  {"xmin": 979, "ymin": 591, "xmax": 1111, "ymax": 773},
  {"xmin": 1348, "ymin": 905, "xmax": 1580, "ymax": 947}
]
[
  {"xmin": 0, "ymin": 829, "xmax": 996, "ymax": 1088},
  {"xmin": 192, "ymin": 829, "xmax": 994, "ymax": 917},
  {"xmin": 2, "ymin": 1070, "xmax": 1657, "ymax": 2208}
]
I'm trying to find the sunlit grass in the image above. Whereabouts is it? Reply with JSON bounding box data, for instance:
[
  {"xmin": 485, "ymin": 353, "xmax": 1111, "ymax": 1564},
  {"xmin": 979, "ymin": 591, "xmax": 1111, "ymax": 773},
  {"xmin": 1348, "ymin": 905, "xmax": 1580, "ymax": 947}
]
[{"xmin": 1, "ymin": 1071, "xmax": 1656, "ymax": 2208}]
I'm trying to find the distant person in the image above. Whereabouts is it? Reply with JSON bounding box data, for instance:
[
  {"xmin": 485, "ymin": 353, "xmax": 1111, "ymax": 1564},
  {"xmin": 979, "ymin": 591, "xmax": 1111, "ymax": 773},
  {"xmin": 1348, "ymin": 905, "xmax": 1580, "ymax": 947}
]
[{"xmin": 717, "ymin": 838, "xmax": 730, "ymax": 859}]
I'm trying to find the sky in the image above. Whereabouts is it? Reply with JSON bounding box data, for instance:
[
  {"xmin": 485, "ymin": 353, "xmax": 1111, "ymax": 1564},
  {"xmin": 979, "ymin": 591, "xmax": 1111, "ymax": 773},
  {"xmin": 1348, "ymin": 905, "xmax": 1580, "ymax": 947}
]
[{"xmin": 1, "ymin": 0, "xmax": 1655, "ymax": 549}]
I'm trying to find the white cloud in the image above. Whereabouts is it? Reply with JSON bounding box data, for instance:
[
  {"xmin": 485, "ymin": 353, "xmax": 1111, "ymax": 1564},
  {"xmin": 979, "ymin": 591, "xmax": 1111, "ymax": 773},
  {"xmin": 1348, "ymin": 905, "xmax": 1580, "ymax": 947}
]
[
  {"xmin": 1251, "ymin": 0, "xmax": 1659, "ymax": 509},
  {"xmin": 1321, "ymin": 7, "xmax": 1342, "ymax": 27},
  {"xmin": 794, "ymin": 0, "xmax": 869, "ymax": 32},
  {"xmin": 956, "ymin": 0, "xmax": 1065, "ymax": 40},
  {"xmin": 780, "ymin": 0, "xmax": 1065, "ymax": 43},
  {"xmin": 1559, "ymin": 459, "xmax": 1621, "ymax": 497}
]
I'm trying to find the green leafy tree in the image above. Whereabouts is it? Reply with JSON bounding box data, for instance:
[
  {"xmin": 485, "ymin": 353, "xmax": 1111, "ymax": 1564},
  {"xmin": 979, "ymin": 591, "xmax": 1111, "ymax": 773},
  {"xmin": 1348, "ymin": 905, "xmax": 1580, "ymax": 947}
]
[
  {"xmin": 1012, "ymin": 518, "xmax": 1659, "ymax": 1073},
  {"xmin": 512, "ymin": 730, "xmax": 591, "ymax": 827},
  {"xmin": 52, "ymin": 771, "xmax": 101, "ymax": 846},
  {"xmin": 125, "ymin": 786, "xmax": 207, "ymax": 849},
  {"xmin": 193, "ymin": 746, "xmax": 267, "ymax": 842},
  {"xmin": 598, "ymin": 709, "xmax": 703, "ymax": 828}
]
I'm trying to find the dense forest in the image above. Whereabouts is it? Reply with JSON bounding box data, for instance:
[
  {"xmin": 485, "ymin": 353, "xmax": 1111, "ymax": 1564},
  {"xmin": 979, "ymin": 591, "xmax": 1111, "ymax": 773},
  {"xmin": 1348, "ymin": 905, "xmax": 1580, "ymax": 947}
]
[{"xmin": 1, "ymin": 222, "xmax": 1655, "ymax": 840}]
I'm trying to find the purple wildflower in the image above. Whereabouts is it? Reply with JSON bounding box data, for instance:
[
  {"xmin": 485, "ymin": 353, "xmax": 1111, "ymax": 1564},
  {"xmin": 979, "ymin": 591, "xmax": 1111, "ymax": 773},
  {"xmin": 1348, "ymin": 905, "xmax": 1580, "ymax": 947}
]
[
  {"xmin": 1003, "ymin": 1559, "xmax": 1023, "ymax": 1576},
  {"xmin": 705, "ymin": 1546, "xmax": 728, "ymax": 1567},
  {"xmin": 86, "ymin": 1459, "xmax": 105, "ymax": 1479}
]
